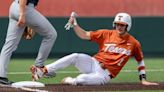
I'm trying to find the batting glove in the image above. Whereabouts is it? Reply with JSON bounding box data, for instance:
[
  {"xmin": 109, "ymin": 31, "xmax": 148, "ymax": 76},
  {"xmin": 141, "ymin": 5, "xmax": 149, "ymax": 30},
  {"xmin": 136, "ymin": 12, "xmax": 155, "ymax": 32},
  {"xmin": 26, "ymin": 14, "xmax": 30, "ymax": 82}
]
[{"xmin": 64, "ymin": 12, "xmax": 78, "ymax": 30}]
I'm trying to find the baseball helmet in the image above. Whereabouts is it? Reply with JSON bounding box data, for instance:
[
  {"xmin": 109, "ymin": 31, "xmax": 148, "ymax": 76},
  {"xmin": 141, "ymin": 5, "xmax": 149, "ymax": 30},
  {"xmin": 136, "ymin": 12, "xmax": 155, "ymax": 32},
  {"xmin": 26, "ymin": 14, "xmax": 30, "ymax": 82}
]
[{"xmin": 113, "ymin": 13, "xmax": 132, "ymax": 31}]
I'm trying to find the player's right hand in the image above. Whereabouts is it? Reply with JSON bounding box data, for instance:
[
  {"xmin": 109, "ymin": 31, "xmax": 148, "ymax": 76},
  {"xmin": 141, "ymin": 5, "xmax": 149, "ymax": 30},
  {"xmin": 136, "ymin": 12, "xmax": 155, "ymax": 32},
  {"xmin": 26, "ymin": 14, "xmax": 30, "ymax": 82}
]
[{"xmin": 64, "ymin": 12, "xmax": 78, "ymax": 30}]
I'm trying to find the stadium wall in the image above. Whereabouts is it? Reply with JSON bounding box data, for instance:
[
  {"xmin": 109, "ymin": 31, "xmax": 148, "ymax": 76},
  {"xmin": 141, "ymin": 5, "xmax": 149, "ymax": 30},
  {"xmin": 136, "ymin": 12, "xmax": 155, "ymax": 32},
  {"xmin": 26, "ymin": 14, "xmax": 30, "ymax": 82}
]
[
  {"xmin": 0, "ymin": 0, "xmax": 164, "ymax": 17},
  {"xmin": 0, "ymin": 17, "xmax": 164, "ymax": 57}
]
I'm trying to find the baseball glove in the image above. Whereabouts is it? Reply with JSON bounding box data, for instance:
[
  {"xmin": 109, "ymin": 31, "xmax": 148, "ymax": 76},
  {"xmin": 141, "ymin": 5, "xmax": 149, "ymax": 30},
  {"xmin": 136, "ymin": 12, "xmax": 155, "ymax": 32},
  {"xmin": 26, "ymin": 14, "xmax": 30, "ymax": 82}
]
[{"xmin": 22, "ymin": 26, "xmax": 35, "ymax": 40}]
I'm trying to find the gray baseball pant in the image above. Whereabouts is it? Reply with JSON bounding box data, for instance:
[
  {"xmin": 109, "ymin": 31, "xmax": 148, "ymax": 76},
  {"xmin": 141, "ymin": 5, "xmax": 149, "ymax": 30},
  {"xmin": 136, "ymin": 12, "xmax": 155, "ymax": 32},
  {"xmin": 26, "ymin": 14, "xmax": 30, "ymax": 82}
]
[{"xmin": 0, "ymin": 1, "xmax": 57, "ymax": 77}]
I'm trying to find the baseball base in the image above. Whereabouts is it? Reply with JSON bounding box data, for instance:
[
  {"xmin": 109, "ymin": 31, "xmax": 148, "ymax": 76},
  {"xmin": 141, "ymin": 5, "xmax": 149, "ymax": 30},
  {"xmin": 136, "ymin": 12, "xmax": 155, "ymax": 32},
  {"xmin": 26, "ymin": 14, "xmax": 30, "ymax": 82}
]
[{"xmin": 11, "ymin": 81, "xmax": 45, "ymax": 87}]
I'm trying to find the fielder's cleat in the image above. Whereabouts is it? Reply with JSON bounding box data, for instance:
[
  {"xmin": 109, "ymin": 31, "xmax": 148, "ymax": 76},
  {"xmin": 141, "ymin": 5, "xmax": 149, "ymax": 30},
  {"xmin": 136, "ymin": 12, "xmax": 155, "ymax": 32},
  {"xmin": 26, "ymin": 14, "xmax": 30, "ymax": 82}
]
[
  {"xmin": 30, "ymin": 65, "xmax": 46, "ymax": 81},
  {"xmin": 61, "ymin": 77, "xmax": 74, "ymax": 85},
  {"xmin": 0, "ymin": 77, "xmax": 14, "ymax": 85}
]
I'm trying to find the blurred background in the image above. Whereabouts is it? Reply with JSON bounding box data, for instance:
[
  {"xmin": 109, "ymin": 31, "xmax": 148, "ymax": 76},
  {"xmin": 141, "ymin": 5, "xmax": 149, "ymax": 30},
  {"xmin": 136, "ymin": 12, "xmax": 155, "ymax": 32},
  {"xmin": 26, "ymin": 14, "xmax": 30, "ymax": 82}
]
[{"xmin": 0, "ymin": 0, "xmax": 164, "ymax": 58}]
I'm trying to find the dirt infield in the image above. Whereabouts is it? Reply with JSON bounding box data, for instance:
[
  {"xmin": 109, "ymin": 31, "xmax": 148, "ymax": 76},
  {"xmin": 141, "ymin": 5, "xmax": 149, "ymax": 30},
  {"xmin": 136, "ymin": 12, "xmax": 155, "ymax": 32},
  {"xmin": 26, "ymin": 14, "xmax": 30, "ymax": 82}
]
[{"xmin": 0, "ymin": 82, "xmax": 164, "ymax": 92}]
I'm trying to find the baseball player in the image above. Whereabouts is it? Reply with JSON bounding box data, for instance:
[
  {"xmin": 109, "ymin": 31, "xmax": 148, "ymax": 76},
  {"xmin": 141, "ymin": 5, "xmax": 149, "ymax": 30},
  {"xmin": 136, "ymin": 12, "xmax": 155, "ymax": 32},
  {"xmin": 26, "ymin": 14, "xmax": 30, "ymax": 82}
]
[
  {"xmin": 30, "ymin": 12, "xmax": 158, "ymax": 85},
  {"xmin": 0, "ymin": 0, "xmax": 57, "ymax": 85}
]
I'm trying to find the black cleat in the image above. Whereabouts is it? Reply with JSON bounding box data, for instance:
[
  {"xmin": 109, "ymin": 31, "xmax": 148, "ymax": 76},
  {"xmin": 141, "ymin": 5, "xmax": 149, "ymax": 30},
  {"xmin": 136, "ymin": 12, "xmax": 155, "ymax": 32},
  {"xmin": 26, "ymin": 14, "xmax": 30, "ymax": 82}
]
[{"xmin": 0, "ymin": 77, "xmax": 14, "ymax": 85}]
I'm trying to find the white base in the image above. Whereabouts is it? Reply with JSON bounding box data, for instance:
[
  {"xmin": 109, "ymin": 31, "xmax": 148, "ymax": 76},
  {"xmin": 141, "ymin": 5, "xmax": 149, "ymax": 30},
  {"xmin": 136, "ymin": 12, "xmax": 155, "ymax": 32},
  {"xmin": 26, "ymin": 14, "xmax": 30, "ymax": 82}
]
[{"xmin": 11, "ymin": 81, "xmax": 45, "ymax": 87}]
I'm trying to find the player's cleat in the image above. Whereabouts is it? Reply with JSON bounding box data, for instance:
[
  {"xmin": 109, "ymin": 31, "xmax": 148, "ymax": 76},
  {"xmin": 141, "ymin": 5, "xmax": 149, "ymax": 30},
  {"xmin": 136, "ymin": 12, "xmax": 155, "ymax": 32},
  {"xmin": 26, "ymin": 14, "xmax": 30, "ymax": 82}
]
[
  {"xmin": 61, "ymin": 77, "xmax": 74, "ymax": 85},
  {"xmin": 0, "ymin": 77, "xmax": 14, "ymax": 85},
  {"xmin": 30, "ymin": 65, "xmax": 56, "ymax": 81},
  {"xmin": 44, "ymin": 72, "xmax": 56, "ymax": 78},
  {"xmin": 30, "ymin": 65, "xmax": 47, "ymax": 81}
]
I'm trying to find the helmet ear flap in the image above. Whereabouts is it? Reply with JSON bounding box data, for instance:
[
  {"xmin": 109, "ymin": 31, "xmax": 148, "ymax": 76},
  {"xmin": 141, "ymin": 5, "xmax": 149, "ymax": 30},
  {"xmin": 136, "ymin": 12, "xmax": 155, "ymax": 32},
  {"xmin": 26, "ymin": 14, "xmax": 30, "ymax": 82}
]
[
  {"xmin": 113, "ymin": 13, "xmax": 132, "ymax": 31},
  {"xmin": 113, "ymin": 22, "xmax": 116, "ymax": 29},
  {"xmin": 125, "ymin": 25, "xmax": 128, "ymax": 32}
]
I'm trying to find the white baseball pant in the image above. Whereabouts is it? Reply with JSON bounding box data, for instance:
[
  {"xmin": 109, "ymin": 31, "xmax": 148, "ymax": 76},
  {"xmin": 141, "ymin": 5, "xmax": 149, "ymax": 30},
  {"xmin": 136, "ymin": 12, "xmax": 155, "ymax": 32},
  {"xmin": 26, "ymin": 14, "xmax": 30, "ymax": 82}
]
[{"xmin": 46, "ymin": 53, "xmax": 111, "ymax": 85}]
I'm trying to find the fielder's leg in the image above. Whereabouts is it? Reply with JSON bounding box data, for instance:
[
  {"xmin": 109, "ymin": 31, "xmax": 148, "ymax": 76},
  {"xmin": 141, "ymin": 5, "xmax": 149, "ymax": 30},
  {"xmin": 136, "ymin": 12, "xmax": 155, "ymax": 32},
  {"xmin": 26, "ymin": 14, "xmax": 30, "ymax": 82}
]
[
  {"xmin": 25, "ymin": 5, "xmax": 57, "ymax": 67},
  {"xmin": 0, "ymin": 18, "xmax": 25, "ymax": 84}
]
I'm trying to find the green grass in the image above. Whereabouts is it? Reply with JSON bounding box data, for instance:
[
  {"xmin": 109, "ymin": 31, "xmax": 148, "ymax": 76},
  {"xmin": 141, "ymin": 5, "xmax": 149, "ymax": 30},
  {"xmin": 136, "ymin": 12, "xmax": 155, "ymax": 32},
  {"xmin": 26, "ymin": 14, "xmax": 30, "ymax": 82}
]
[
  {"xmin": 8, "ymin": 58, "xmax": 164, "ymax": 84},
  {"xmin": 112, "ymin": 58, "xmax": 164, "ymax": 83}
]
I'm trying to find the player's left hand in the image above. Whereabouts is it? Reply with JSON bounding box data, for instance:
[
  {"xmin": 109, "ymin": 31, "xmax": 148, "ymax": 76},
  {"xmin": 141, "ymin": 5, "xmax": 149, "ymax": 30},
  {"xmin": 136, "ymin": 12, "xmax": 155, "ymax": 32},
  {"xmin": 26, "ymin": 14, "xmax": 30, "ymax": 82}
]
[{"xmin": 141, "ymin": 80, "xmax": 159, "ymax": 86}]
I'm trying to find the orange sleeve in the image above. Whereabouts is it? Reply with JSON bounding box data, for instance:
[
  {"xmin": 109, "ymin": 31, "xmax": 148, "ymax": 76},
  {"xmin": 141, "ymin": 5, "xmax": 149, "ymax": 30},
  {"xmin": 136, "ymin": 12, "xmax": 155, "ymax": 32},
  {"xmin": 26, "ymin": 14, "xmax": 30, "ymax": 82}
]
[
  {"xmin": 90, "ymin": 29, "xmax": 111, "ymax": 43},
  {"xmin": 134, "ymin": 41, "xmax": 144, "ymax": 62},
  {"xmin": 90, "ymin": 30, "xmax": 104, "ymax": 43}
]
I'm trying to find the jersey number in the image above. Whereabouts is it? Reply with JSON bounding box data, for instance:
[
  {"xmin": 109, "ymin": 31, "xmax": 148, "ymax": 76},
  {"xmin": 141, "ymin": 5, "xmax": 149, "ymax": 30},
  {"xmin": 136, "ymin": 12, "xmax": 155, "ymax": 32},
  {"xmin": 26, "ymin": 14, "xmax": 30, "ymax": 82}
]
[{"xmin": 117, "ymin": 58, "xmax": 124, "ymax": 66}]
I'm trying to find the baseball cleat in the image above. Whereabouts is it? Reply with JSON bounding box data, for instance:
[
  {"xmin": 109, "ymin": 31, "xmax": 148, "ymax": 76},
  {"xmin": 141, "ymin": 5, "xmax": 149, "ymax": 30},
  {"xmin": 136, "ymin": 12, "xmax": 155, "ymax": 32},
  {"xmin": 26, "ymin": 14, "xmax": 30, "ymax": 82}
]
[
  {"xmin": 0, "ymin": 77, "xmax": 14, "ymax": 85},
  {"xmin": 30, "ymin": 65, "xmax": 46, "ymax": 81},
  {"xmin": 61, "ymin": 77, "xmax": 74, "ymax": 85},
  {"xmin": 43, "ymin": 72, "xmax": 56, "ymax": 78}
]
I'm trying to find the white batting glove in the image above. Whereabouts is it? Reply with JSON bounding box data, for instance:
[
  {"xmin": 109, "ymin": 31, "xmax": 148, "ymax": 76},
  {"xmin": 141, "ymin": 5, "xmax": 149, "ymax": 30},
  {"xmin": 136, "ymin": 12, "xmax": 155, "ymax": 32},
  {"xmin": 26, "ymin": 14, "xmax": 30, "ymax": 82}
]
[
  {"xmin": 64, "ymin": 12, "xmax": 78, "ymax": 30},
  {"xmin": 64, "ymin": 22, "xmax": 73, "ymax": 30}
]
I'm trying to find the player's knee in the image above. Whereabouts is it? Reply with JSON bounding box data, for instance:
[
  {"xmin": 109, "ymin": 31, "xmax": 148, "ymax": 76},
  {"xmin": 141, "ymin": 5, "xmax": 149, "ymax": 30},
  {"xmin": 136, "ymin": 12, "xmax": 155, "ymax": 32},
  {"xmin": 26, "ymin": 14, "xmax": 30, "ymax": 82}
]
[
  {"xmin": 70, "ymin": 53, "xmax": 79, "ymax": 57},
  {"xmin": 47, "ymin": 31, "xmax": 57, "ymax": 41},
  {"xmin": 51, "ymin": 30, "xmax": 57, "ymax": 39}
]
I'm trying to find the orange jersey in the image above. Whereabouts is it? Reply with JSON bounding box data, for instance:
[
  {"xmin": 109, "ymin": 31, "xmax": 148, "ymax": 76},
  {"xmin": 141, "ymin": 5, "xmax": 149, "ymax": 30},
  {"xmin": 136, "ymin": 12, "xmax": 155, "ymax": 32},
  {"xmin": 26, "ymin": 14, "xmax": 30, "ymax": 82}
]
[{"xmin": 90, "ymin": 29, "xmax": 143, "ymax": 78}]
